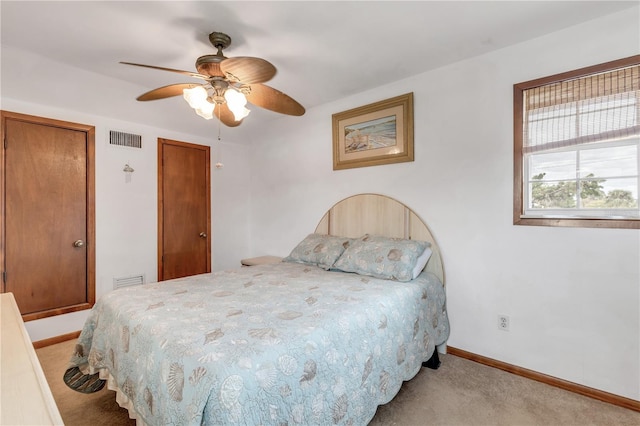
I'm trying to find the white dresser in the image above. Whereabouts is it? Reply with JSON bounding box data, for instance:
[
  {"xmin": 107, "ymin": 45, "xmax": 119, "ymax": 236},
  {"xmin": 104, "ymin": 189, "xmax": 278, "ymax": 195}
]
[{"xmin": 0, "ymin": 292, "xmax": 64, "ymax": 425}]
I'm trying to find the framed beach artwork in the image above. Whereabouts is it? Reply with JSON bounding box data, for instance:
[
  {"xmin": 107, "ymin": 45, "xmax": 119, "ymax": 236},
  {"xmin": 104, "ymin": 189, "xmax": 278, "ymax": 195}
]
[{"xmin": 332, "ymin": 92, "xmax": 414, "ymax": 170}]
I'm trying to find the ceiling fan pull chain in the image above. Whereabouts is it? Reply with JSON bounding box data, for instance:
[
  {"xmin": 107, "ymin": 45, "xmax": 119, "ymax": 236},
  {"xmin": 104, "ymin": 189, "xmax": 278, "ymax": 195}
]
[
  {"xmin": 215, "ymin": 106, "xmax": 224, "ymax": 169},
  {"xmin": 217, "ymin": 104, "xmax": 222, "ymax": 141}
]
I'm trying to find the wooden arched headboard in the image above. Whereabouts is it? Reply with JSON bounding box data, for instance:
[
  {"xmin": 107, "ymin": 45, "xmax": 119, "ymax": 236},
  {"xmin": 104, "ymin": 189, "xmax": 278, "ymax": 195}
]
[{"xmin": 314, "ymin": 193, "xmax": 445, "ymax": 284}]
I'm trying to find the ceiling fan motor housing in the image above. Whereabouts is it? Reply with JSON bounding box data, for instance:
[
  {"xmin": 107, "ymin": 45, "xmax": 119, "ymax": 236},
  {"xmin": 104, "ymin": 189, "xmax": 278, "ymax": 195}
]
[
  {"xmin": 196, "ymin": 32, "xmax": 232, "ymax": 77},
  {"xmin": 196, "ymin": 55, "xmax": 225, "ymax": 77}
]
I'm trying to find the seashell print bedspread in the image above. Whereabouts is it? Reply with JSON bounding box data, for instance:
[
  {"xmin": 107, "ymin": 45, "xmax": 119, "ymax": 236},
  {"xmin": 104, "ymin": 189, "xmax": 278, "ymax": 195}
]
[{"xmin": 66, "ymin": 262, "xmax": 449, "ymax": 425}]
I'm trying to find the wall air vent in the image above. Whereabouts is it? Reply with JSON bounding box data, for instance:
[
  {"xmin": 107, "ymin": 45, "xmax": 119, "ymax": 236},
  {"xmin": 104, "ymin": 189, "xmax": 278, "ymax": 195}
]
[
  {"xmin": 109, "ymin": 130, "xmax": 142, "ymax": 148},
  {"xmin": 113, "ymin": 274, "xmax": 145, "ymax": 290}
]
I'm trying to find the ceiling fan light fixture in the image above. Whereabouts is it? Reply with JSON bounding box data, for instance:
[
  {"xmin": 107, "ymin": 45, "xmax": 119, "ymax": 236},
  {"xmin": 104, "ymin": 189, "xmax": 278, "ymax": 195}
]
[
  {"xmin": 224, "ymin": 88, "xmax": 250, "ymax": 121},
  {"xmin": 183, "ymin": 85, "xmax": 214, "ymax": 119},
  {"xmin": 195, "ymin": 102, "xmax": 215, "ymax": 120},
  {"xmin": 183, "ymin": 85, "xmax": 207, "ymax": 108}
]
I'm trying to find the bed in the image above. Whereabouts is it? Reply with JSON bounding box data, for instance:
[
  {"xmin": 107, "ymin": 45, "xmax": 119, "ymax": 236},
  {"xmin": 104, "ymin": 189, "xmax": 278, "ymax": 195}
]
[{"xmin": 64, "ymin": 193, "xmax": 450, "ymax": 425}]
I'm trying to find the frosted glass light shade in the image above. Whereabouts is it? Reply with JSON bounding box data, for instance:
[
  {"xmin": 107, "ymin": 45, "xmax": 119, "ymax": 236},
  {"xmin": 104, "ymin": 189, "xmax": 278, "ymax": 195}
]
[
  {"xmin": 183, "ymin": 86, "xmax": 214, "ymax": 120},
  {"xmin": 183, "ymin": 86, "xmax": 207, "ymax": 108},
  {"xmin": 224, "ymin": 89, "xmax": 250, "ymax": 121},
  {"xmin": 195, "ymin": 103, "xmax": 215, "ymax": 120}
]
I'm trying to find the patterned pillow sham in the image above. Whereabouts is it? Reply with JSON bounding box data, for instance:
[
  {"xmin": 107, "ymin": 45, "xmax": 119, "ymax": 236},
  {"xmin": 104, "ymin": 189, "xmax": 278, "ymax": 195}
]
[
  {"xmin": 283, "ymin": 233, "xmax": 353, "ymax": 270},
  {"xmin": 333, "ymin": 234, "xmax": 431, "ymax": 282}
]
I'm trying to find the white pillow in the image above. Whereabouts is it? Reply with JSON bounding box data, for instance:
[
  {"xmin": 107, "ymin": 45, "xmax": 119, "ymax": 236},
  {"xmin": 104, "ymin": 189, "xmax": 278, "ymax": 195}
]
[{"xmin": 412, "ymin": 247, "xmax": 433, "ymax": 279}]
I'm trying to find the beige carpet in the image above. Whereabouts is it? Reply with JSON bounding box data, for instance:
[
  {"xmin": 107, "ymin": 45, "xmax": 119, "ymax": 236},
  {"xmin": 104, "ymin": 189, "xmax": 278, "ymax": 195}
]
[
  {"xmin": 36, "ymin": 339, "xmax": 134, "ymax": 426},
  {"xmin": 37, "ymin": 339, "xmax": 640, "ymax": 425}
]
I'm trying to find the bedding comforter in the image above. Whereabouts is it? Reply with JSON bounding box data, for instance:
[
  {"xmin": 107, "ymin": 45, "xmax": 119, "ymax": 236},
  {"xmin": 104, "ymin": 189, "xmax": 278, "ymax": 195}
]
[{"xmin": 66, "ymin": 262, "xmax": 449, "ymax": 425}]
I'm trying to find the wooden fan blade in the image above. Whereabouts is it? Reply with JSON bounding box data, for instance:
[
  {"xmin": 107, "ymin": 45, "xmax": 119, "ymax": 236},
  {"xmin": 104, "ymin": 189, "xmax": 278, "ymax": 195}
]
[
  {"xmin": 120, "ymin": 62, "xmax": 209, "ymax": 80},
  {"xmin": 136, "ymin": 83, "xmax": 200, "ymax": 101},
  {"xmin": 245, "ymin": 84, "xmax": 305, "ymax": 116},
  {"xmin": 216, "ymin": 103, "xmax": 244, "ymax": 127},
  {"xmin": 220, "ymin": 57, "xmax": 276, "ymax": 84}
]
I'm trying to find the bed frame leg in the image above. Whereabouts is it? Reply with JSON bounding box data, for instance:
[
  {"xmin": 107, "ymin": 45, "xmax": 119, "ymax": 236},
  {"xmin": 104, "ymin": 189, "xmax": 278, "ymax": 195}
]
[{"xmin": 423, "ymin": 349, "xmax": 441, "ymax": 370}]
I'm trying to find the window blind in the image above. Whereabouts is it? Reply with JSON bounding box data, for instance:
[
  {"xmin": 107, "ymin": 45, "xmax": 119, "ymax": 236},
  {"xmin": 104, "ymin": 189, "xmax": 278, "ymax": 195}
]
[{"xmin": 523, "ymin": 64, "xmax": 639, "ymax": 154}]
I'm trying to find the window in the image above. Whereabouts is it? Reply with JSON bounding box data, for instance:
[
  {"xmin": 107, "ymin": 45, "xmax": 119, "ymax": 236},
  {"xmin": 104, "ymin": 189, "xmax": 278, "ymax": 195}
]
[{"xmin": 514, "ymin": 56, "xmax": 640, "ymax": 229}]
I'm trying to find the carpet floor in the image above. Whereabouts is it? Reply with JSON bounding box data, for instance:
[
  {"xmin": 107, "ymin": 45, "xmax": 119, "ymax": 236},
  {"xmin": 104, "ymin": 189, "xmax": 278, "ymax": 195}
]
[{"xmin": 37, "ymin": 339, "xmax": 639, "ymax": 425}]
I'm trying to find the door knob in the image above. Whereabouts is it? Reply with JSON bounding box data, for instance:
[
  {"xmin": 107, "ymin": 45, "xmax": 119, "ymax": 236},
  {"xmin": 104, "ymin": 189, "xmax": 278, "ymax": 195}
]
[
  {"xmin": 73, "ymin": 240, "xmax": 84, "ymax": 248},
  {"xmin": 199, "ymin": 232, "xmax": 207, "ymax": 238}
]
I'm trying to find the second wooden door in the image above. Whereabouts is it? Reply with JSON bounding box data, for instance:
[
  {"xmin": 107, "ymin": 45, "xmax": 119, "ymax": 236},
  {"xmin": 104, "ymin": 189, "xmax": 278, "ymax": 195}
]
[{"xmin": 158, "ymin": 138, "xmax": 211, "ymax": 281}]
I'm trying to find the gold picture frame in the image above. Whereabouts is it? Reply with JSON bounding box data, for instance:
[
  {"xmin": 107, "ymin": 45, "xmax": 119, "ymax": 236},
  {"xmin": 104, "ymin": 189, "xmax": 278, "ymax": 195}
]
[{"xmin": 332, "ymin": 92, "xmax": 414, "ymax": 170}]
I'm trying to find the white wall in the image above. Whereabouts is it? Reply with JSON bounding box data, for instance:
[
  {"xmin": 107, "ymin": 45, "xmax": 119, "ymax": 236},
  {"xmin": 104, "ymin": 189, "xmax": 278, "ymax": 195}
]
[
  {"xmin": 245, "ymin": 8, "xmax": 640, "ymax": 401},
  {"xmin": 0, "ymin": 96, "xmax": 252, "ymax": 341}
]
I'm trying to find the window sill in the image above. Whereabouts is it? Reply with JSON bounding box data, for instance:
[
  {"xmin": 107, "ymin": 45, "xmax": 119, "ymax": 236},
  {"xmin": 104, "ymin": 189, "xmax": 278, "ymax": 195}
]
[{"xmin": 514, "ymin": 216, "xmax": 640, "ymax": 229}]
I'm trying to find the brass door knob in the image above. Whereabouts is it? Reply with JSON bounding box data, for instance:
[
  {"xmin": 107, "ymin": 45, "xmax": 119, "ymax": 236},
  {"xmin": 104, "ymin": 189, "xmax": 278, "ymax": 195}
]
[
  {"xmin": 199, "ymin": 232, "xmax": 207, "ymax": 238},
  {"xmin": 73, "ymin": 240, "xmax": 84, "ymax": 248}
]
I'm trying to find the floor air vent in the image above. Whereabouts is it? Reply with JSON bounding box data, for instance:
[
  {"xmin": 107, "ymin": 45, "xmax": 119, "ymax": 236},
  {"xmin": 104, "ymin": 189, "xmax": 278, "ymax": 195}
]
[
  {"xmin": 113, "ymin": 274, "xmax": 145, "ymax": 289},
  {"xmin": 109, "ymin": 130, "xmax": 142, "ymax": 148}
]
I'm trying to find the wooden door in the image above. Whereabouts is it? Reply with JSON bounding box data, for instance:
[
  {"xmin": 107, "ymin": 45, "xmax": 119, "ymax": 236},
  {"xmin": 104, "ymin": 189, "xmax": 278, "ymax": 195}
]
[
  {"xmin": 1, "ymin": 111, "xmax": 95, "ymax": 320},
  {"xmin": 158, "ymin": 138, "xmax": 210, "ymax": 281}
]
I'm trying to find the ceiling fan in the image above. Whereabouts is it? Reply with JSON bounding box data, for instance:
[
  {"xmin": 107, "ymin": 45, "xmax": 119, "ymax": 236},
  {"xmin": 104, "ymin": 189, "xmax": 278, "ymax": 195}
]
[{"xmin": 121, "ymin": 31, "xmax": 305, "ymax": 127}]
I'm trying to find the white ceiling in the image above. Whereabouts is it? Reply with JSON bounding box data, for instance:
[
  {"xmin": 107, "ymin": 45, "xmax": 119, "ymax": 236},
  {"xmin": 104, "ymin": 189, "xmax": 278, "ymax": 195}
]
[{"xmin": 1, "ymin": 1, "xmax": 637, "ymax": 139}]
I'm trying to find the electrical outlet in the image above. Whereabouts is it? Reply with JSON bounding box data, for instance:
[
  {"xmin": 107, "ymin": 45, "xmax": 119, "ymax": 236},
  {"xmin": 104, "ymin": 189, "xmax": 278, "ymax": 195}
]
[{"xmin": 498, "ymin": 315, "xmax": 510, "ymax": 331}]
